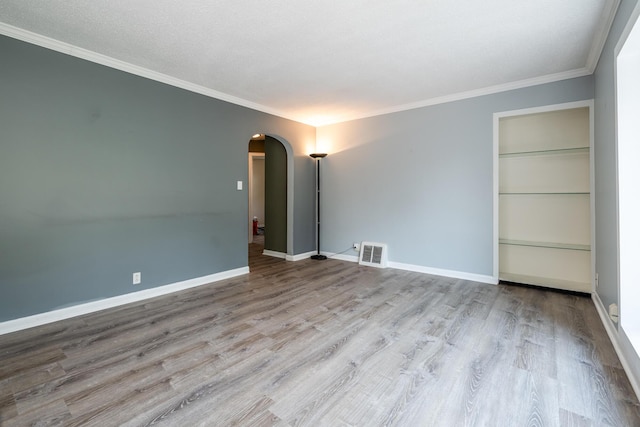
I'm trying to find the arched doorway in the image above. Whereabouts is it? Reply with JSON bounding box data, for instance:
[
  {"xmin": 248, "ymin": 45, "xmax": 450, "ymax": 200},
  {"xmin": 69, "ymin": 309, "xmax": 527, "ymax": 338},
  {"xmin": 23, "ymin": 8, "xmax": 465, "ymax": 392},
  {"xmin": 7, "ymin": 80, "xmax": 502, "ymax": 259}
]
[{"xmin": 248, "ymin": 134, "xmax": 293, "ymax": 262}]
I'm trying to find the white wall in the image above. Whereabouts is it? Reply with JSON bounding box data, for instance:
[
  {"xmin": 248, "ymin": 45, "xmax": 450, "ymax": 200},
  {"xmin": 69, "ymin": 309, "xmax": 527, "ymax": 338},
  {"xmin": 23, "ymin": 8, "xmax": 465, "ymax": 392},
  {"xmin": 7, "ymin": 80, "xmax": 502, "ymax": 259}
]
[
  {"xmin": 617, "ymin": 2, "xmax": 640, "ymax": 352},
  {"xmin": 251, "ymin": 157, "xmax": 265, "ymax": 226},
  {"xmin": 610, "ymin": 0, "xmax": 640, "ymax": 397}
]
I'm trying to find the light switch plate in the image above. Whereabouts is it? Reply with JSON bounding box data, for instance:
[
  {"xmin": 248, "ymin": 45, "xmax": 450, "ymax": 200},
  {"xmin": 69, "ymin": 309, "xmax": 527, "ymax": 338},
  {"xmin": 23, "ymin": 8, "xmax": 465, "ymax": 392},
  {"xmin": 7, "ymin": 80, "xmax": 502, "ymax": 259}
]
[{"xmin": 237, "ymin": 180, "xmax": 243, "ymax": 190}]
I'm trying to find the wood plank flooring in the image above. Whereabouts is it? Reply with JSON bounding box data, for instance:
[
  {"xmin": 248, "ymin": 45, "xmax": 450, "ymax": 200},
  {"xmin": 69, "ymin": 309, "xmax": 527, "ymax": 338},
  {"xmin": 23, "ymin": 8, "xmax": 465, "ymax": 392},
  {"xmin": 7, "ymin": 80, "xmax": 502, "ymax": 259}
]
[{"xmin": 1, "ymin": 241, "xmax": 639, "ymax": 426}]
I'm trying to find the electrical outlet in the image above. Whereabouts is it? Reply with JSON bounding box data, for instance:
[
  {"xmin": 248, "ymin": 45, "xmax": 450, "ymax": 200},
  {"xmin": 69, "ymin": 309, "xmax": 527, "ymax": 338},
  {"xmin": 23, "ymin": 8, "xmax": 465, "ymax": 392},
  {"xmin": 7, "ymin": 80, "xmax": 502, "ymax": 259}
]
[
  {"xmin": 609, "ymin": 303, "xmax": 619, "ymax": 322},
  {"xmin": 133, "ymin": 272, "xmax": 141, "ymax": 285},
  {"xmin": 353, "ymin": 242, "xmax": 360, "ymax": 251},
  {"xmin": 595, "ymin": 273, "xmax": 599, "ymax": 288}
]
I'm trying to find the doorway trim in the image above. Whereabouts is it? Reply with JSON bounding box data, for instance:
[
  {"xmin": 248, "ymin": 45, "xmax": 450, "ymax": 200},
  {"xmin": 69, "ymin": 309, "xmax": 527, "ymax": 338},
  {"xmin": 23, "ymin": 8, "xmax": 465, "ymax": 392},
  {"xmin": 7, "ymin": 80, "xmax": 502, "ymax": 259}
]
[{"xmin": 248, "ymin": 134, "xmax": 295, "ymax": 257}]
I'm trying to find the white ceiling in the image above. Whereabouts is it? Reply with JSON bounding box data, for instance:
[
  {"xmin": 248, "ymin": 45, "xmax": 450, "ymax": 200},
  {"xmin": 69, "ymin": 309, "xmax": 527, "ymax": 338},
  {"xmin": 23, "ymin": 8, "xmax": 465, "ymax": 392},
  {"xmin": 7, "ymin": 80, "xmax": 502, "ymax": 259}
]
[{"xmin": 0, "ymin": 0, "xmax": 618, "ymax": 126}]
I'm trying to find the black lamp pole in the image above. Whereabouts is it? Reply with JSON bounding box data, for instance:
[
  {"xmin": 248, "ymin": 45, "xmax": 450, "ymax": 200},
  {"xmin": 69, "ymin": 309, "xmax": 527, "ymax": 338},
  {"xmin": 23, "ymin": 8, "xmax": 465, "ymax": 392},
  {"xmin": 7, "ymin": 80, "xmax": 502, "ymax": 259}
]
[{"xmin": 310, "ymin": 153, "xmax": 327, "ymax": 260}]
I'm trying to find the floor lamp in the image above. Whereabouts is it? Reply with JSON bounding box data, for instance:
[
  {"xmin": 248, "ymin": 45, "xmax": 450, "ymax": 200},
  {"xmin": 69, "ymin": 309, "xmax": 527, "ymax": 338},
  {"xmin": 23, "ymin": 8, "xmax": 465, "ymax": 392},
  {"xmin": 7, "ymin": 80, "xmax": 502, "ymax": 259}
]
[{"xmin": 310, "ymin": 153, "xmax": 327, "ymax": 260}]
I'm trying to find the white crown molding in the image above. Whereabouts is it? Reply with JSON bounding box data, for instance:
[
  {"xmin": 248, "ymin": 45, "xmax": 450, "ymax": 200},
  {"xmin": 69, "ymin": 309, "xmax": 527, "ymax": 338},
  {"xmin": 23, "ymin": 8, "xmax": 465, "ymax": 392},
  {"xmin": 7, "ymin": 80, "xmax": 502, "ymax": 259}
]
[
  {"xmin": 0, "ymin": 23, "xmax": 304, "ymax": 124},
  {"xmin": 0, "ymin": 21, "xmax": 601, "ymax": 128},
  {"xmin": 0, "ymin": 267, "xmax": 249, "ymax": 336},
  {"xmin": 320, "ymin": 67, "xmax": 593, "ymax": 126},
  {"xmin": 586, "ymin": 0, "xmax": 621, "ymax": 72}
]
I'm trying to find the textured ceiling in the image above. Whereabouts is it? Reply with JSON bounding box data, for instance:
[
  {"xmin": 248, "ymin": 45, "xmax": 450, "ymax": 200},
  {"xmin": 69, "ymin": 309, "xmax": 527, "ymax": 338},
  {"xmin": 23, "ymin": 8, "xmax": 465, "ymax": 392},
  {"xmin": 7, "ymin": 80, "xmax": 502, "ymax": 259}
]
[{"xmin": 0, "ymin": 1, "xmax": 618, "ymax": 126}]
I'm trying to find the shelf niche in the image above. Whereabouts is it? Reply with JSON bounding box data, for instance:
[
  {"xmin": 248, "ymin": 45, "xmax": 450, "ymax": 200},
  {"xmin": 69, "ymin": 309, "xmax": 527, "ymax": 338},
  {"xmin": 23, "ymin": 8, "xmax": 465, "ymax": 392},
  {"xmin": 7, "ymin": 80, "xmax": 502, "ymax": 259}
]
[{"xmin": 498, "ymin": 106, "xmax": 591, "ymax": 293}]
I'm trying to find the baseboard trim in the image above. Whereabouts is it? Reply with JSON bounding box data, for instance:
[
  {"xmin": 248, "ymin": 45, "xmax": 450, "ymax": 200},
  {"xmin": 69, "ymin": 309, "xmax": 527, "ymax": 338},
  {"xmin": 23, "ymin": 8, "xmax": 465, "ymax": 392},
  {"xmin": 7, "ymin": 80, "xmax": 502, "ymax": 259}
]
[
  {"xmin": 0, "ymin": 267, "xmax": 249, "ymax": 336},
  {"xmin": 321, "ymin": 251, "xmax": 497, "ymax": 284},
  {"xmin": 592, "ymin": 292, "xmax": 640, "ymax": 402},
  {"xmin": 262, "ymin": 250, "xmax": 286, "ymax": 259},
  {"xmin": 262, "ymin": 250, "xmax": 327, "ymax": 262},
  {"xmin": 327, "ymin": 253, "xmax": 359, "ymax": 263},
  {"xmin": 388, "ymin": 261, "xmax": 498, "ymax": 284},
  {"xmin": 287, "ymin": 251, "xmax": 317, "ymax": 261}
]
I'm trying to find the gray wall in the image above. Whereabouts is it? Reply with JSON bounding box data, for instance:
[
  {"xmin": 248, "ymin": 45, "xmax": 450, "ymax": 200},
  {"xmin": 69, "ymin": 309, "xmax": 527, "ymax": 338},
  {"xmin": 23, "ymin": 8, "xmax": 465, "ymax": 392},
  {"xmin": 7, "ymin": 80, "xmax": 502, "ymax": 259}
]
[
  {"xmin": 2, "ymin": 8, "xmax": 628, "ymax": 324},
  {"xmin": 264, "ymin": 136, "xmax": 287, "ymax": 253},
  {"xmin": 317, "ymin": 77, "xmax": 594, "ymax": 277},
  {"xmin": 0, "ymin": 35, "xmax": 316, "ymax": 321},
  {"xmin": 594, "ymin": 0, "xmax": 638, "ymax": 317}
]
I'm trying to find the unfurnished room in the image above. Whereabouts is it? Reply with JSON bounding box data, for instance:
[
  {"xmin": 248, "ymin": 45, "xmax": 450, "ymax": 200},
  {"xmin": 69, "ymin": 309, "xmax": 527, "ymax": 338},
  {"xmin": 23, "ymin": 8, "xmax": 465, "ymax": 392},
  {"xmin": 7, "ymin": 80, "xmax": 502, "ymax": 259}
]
[{"xmin": 1, "ymin": 1, "xmax": 640, "ymax": 425}]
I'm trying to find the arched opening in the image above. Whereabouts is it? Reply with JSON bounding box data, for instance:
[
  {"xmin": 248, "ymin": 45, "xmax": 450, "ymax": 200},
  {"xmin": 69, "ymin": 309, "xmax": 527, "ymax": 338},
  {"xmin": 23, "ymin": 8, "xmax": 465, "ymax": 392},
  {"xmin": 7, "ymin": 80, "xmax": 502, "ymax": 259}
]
[{"xmin": 248, "ymin": 133, "xmax": 294, "ymax": 265}]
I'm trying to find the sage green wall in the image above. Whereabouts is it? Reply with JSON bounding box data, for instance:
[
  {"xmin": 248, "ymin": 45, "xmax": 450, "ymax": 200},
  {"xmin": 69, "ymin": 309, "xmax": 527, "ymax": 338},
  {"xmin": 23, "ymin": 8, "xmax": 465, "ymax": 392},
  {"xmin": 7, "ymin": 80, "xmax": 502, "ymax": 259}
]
[
  {"xmin": 264, "ymin": 136, "xmax": 288, "ymax": 253},
  {"xmin": 0, "ymin": 35, "xmax": 316, "ymax": 322}
]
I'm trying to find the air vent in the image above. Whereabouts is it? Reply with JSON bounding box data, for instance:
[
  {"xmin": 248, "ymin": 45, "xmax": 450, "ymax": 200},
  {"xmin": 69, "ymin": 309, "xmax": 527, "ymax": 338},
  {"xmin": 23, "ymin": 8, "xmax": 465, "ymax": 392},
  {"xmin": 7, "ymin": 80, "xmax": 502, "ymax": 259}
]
[{"xmin": 358, "ymin": 242, "xmax": 388, "ymax": 268}]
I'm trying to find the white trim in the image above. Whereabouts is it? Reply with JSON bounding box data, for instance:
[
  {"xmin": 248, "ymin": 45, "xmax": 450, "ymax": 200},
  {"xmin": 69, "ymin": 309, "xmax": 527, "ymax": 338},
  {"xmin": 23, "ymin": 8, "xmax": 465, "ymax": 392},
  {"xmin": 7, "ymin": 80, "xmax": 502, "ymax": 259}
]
[
  {"xmin": 0, "ymin": 267, "xmax": 249, "ymax": 336},
  {"xmin": 319, "ymin": 68, "xmax": 592, "ymax": 126},
  {"xmin": 492, "ymin": 100, "xmax": 595, "ymax": 289},
  {"xmin": 388, "ymin": 262, "xmax": 497, "ymax": 285},
  {"xmin": 0, "ymin": 23, "xmax": 303, "ymax": 124},
  {"xmin": 592, "ymin": 293, "xmax": 640, "ymax": 402},
  {"xmin": 0, "ymin": 22, "xmax": 598, "ymax": 128},
  {"xmin": 287, "ymin": 251, "xmax": 317, "ymax": 261},
  {"xmin": 268, "ymin": 249, "xmax": 325, "ymax": 261},
  {"xmin": 493, "ymin": 99, "xmax": 594, "ymax": 120},
  {"xmin": 321, "ymin": 251, "xmax": 497, "ymax": 284},
  {"xmin": 262, "ymin": 250, "xmax": 286, "ymax": 259},
  {"xmin": 593, "ymin": 291, "xmax": 619, "ymax": 337},
  {"xmin": 586, "ymin": 0, "xmax": 621, "ymax": 72},
  {"xmin": 328, "ymin": 253, "xmax": 359, "ymax": 263}
]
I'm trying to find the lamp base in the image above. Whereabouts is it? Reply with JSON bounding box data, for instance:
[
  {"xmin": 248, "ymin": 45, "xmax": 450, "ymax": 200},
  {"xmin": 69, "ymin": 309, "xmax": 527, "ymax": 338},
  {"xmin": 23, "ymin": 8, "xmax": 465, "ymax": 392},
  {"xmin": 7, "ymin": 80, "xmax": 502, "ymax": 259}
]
[{"xmin": 310, "ymin": 254, "xmax": 328, "ymax": 260}]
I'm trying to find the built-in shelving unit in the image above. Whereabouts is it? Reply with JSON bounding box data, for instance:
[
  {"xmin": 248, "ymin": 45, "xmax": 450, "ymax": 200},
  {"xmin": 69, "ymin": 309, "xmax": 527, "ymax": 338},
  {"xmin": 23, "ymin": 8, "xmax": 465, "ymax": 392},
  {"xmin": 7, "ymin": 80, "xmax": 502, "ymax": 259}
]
[{"xmin": 498, "ymin": 106, "xmax": 592, "ymax": 293}]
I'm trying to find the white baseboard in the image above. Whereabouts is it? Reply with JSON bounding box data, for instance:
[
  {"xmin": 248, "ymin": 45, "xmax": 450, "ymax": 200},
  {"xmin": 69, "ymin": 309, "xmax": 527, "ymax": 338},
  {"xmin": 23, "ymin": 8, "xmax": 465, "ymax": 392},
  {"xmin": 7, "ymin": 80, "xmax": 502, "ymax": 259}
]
[
  {"xmin": 321, "ymin": 251, "xmax": 497, "ymax": 285},
  {"xmin": 592, "ymin": 292, "xmax": 640, "ymax": 402},
  {"xmin": 327, "ymin": 253, "xmax": 359, "ymax": 262},
  {"xmin": 0, "ymin": 267, "xmax": 249, "ymax": 336},
  {"xmin": 287, "ymin": 251, "xmax": 317, "ymax": 261},
  {"xmin": 388, "ymin": 261, "xmax": 498, "ymax": 284},
  {"xmin": 263, "ymin": 250, "xmax": 332, "ymax": 262},
  {"xmin": 262, "ymin": 250, "xmax": 286, "ymax": 259}
]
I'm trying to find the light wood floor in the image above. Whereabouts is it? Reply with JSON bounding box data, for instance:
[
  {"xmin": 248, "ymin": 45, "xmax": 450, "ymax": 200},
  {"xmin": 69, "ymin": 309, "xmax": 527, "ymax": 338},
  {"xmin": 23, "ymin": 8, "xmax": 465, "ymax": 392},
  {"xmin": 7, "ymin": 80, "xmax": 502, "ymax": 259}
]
[{"xmin": 1, "ymin": 241, "xmax": 639, "ymax": 426}]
